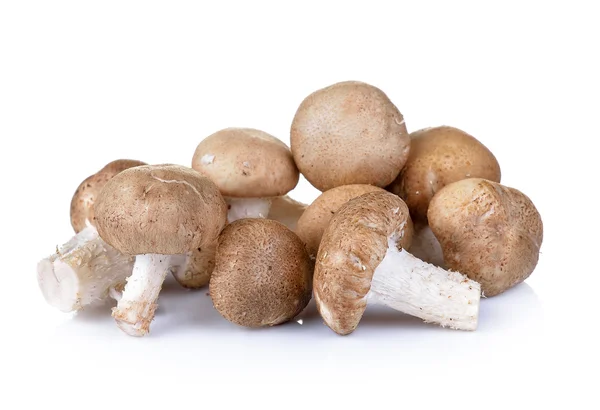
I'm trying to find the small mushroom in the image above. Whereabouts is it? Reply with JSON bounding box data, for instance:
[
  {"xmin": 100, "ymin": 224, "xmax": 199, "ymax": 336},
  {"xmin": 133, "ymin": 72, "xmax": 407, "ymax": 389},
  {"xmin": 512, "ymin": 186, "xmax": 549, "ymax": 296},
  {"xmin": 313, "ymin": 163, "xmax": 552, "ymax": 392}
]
[
  {"xmin": 192, "ymin": 127, "xmax": 299, "ymax": 223},
  {"xmin": 209, "ymin": 219, "xmax": 312, "ymax": 328},
  {"xmin": 387, "ymin": 126, "xmax": 501, "ymax": 222},
  {"xmin": 290, "ymin": 81, "xmax": 410, "ymax": 191},
  {"xmin": 94, "ymin": 164, "xmax": 227, "ymax": 336},
  {"xmin": 170, "ymin": 243, "xmax": 217, "ymax": 289},
  {"xmin": 314, "ymin": 191, "xmax": 481, "ymax": 336},
  {"xmin": 427, "ymin": 178, "xmax": 543, "ymax": 297},
  {"xmin": 266, "ymin": 195, "xmax": 307, "ymax": 232}
]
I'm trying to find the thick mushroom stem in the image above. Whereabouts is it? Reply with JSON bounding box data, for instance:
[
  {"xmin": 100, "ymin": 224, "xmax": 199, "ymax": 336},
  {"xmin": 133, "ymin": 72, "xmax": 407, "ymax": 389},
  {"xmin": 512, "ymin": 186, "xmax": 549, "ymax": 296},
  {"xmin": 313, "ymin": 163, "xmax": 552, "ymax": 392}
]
[
  {"xmin": 112, "ymin": 254, "xmax": 173, "ymax": 336},
  {"xmin": 367, "ymin": 238, "xmax": 481, "ymax": 330},
  {"xmin": 37, "ymin": 226, "xmax": 134, "ymax": 312},
  {"xmin": 225, "ymin": 197, "xmax": 272, "ymax": 223}
]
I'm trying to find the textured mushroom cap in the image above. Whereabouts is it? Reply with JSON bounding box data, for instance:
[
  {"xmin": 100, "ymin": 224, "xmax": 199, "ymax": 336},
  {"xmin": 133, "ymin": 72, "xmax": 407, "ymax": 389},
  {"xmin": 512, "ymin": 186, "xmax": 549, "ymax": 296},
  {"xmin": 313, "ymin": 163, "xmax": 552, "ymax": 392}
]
[
  {"xmin": 191, "ymin": 128, "xmax": 299, "ymax": 198},
  {"xmin": 428, "ymin": 178, "xmax": 543, "ymax": 297},
  {"xmin": 70, "ymin": 159, "xmax": 147, "ymax": 233},
  {"xmin": 387, "ymin": 126, "xmax": 501, "ymax": 222},
  {"xmin": 313, "ymin": 191, "xmax": 414, "ymax": 335},
  {"xmin": 290, "ymin": 81, "xmax": 410, "ymax": 191},
  {"xmin": 296, "ymin": 184, "xmax": 388, "ymax": 256},
  {"xmin": 94, "ymin": 164, "xmax": 227, "ymax": 255},
  {"xmin": 267, "ymin": 195, "xmax": 307, "ymax": 232},
  {"xmin": 210, "ymin": 219, "xmax": 312, "ymax": 328}
]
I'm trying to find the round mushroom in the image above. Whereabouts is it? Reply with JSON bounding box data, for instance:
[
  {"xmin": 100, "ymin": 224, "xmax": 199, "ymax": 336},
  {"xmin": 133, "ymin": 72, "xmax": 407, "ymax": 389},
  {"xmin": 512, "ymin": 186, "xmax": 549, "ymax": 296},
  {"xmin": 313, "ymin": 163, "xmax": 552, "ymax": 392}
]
[
  {"xmin": 191, "ymin": 127, "xmax": 299, "ymax": 223},
  {"xmin": 427, "ymin": 178, "xmax": 543, "ymax": 297},
  {"xmin": 296, "ymin": 184, "xmax": 395, "ymax": 257},
  {"xmin": 313, "ymin": 191, "xmax": 481, "ymax": 336},
  {"xmin": 70, "ymin": 159, "xmax": 146, "ymax": 233},
  {"xmin": 94, "ymin": 164, "xmax": 227, "ymax": 336},
  {"xmin": 290, "ymin": 81, "xmax": 410, "ymax": 191},
  {"xmin": 387, "ymin": 126, "xmax": 501, "ymax": 222},
  {"xmin": 209, "ymin": 219, "xmax": 312, "ymax": 328}
]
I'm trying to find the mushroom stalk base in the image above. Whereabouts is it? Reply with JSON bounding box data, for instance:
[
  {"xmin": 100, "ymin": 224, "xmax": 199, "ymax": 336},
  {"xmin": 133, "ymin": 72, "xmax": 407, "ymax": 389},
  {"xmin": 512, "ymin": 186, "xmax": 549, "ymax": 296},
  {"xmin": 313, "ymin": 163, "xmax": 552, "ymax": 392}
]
[
  {"xmin": 112, "ymin": 253, "xmax": 172, "ymax": 336},
  {"xmin": 367, "ymin": 239, "xmax": 480, "ymax": 330},
  {"xmin": 225, "ymin": 197, "xmax": 272, "ymax": 223}
]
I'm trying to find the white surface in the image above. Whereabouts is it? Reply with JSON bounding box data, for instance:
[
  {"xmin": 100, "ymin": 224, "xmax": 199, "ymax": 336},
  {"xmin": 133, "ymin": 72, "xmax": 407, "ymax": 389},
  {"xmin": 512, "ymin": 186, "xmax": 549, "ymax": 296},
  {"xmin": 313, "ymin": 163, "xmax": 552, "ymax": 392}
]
[{"xmin": 0, "ymin": 1, "xmax": 598, "ymax": 409}]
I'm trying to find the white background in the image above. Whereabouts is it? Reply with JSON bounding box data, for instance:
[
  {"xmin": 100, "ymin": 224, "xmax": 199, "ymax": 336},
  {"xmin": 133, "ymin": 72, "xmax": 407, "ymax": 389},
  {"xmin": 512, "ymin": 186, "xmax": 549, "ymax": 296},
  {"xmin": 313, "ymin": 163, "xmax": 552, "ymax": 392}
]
[{"xmin": 1, "ymin": 1, "xmax": 598, "ymax": 409}]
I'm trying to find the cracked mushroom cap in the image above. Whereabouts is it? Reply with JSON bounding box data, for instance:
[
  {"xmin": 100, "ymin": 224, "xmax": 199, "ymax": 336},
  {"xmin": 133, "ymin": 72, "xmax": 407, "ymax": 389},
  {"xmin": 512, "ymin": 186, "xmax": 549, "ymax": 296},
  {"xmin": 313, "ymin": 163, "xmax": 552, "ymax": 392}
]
[
  {"xmin": 427, "ymin": 178, "xmax": 543, "ymax": 297},
  {"xmin": 70, "ymin": 159, "xmax": 147, "ymax": 233},
  {"xmin": 313, "ymin": 191, "xmax": 413, "ymax": 335},
  {"xmin": 296, "ymin": 184, "xmax": 391, "ymax": 257},
  {"xmin": 94, "ymin": 164, "xmax": 228, "ymax": 255},
  {"xmin": 210, "ymin": 219, "xmax": 312, "ymax": 328},
  {"xmin": 290, "ymin": 81, "xmax": 410, "ymax": 191},
  {"xmin": 387, "ymin": 126, "xmax": 501, "ymax": 222},
  {"xmin": 191, "ymin": 127, "xmax": 299, "ymax": 198}
]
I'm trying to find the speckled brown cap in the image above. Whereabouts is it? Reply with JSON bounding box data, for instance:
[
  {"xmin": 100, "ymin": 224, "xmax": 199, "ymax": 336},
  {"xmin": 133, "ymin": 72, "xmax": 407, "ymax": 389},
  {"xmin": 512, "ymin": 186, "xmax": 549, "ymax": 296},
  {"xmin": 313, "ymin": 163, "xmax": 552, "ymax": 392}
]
[
  {"xmin": 427, "ymin": 178, "xmax": 543, "ymax": 297},
  {"xmin": 209, "ymin": 218, "xmax": 312, "ymax": 328},
  {"xmin": 191, "ymin": 127, "xmax": 299, "ymax": 198},
  {"xmin": 387, "ymin": 126, "xmax": 501, "ymax": 222},
  {"xmin": 70, "ymin": 159, "xmax": 146, "ymax": 233},
  {"xmin": 94, "ymin": 164, "xmax": 228, "ymax": 255},
  {"xmin": 296, "ymin": 184, "xmax": 390, "ymax": 257},
  {"xmin": 290, "ymin": 81, "xmax": 410, "ymax": 191},
  {"xmin": 313, "ymin": 191, "xmax": 414, "ymax": 335}
]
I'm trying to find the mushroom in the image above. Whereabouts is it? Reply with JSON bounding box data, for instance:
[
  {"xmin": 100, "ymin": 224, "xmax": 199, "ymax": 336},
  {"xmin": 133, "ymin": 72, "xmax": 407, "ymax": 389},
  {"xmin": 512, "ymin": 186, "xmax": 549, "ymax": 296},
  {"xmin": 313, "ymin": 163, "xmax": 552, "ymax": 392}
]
[
  {"xmin": 427, "ymin": 178, "xmax": 543, "ymax": 297},
  {"xmin": 296, "ymin": 184, "xmax": 390, "ymax": 257},
  {"xmin": 387, "ymin": 125, "xmax": 501, "ymax": 222},
  {"xmin": 313, "ymin": 191, "xmax": 481, "ymax": 336},
  {"xmin": 408, "ymin": 221, "xmax": 446, "ymax": 268},
  {"xmin": 290, "ymin": 81, "xmax": 410, "ymax": 191},
  {"xmin": 266, "ymin": 195, "xmax": 307, "ymax": 232},
  {"xmin": 209, "ymin": 219, "xmax": 312, "ymax": 328},
  {"xmin": 170, "ymin": 243, "xmax": 217, "ymax": 289},
  {"xmin": 94, "ymin": 164, "xmax": 227, "ymax": 336},
  {"xmin": 191, "ymin": 127, "xmax": 299, "ymax": 223}
]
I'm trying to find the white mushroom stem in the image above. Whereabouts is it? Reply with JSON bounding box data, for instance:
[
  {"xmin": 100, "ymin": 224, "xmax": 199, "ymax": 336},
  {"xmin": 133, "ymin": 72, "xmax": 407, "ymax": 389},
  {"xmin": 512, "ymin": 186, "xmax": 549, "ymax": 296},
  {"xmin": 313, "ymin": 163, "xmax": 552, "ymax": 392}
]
[
  {"xmin": 112, "ymin": 254, "xmax": 174, "ymax": 336},
  {"xmin": 37, "ymin": 226, "xmax": 134, "ymax": 312},
  {"xmin": 367, "ymin": 238, "xmax": 480, "ymax": 330},
  {"xmin": 225, "ymin": 196, "xmax": 272, "ymax": 223}
]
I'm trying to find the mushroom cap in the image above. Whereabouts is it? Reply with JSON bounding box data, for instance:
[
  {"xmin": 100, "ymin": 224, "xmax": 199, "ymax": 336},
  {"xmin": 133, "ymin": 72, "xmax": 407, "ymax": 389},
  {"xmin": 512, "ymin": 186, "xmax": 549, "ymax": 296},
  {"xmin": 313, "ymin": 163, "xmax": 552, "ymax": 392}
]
[
  {"xmin": 210, "ymin": 219, "xmax": 312, "ymax": 328},
  {"xmin": 94, "ymin": 164, "xmax": 227, "ymax": 255},
  {"xmin": 387, "ymin": 126, "xmax": 501, "ymax": 222},
  {"xmin": 296, "ymin": 184, "xmax": 388, "ymax": 256},
  {"xmin": 313, "ymin": 191, "xmax": 414, "ymax": 335},
  {"xmin": 427, "ymin": 178, "xmax": 543, "ymax": 297},
  {"xmin": 172, "ymin": 241, "xmax": 217, "ymax": 289},
  {"xmin": 191, "ymin": 127, "xmax": 299, "ymax": 198},
  {"xmin": 290, "ymin": 81, "xmax": 410, "ymax": 191},
  {"xmin": 70, "ymin": 159, "xmax": 146, "ymax": 233}
]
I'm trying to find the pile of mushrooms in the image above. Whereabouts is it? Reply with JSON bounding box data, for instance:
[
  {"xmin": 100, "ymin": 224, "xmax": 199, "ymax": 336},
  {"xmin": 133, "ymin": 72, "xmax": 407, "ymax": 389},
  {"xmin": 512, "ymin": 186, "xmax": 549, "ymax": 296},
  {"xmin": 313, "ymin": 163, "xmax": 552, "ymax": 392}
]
[{"xmin": 37, "ymin": 80, "xmax": 543, "ymax": 337}]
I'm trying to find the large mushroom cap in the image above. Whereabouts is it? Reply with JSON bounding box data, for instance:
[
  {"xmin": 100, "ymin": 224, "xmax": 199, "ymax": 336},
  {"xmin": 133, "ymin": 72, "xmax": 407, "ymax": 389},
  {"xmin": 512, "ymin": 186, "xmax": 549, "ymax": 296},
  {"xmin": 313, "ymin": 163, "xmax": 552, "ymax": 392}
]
[
  {"xmin": 313, "ymin": 191, "xmax": 413, "ymax": 335},
  {"xmin": 191, "ymin": 127, "xmax": 299, "ymax": 198},
  {"xmin": 210, "ymin": 219, "xmax": 312, "ymax": 328},
  {"xmin": 94, "ymin": 164, "xmax": 227, "ymax": 255},
  {"xmin": 70, "ymin": 159, "xmax": 146, "ymax": 233},
  {"xmin": 296, "ymin": 184, "xmax": 394, "ymax": 257},
  {"xmin": 428, "ymin": 178, "xmax": 543, "ymax": 297},
  {"xmin": 387, "ymin": 126, "xmax": 501, "ymax": 222},
  {"xmin": 290, "ymin": 81, "xmax": 410, "ymax": 191}
]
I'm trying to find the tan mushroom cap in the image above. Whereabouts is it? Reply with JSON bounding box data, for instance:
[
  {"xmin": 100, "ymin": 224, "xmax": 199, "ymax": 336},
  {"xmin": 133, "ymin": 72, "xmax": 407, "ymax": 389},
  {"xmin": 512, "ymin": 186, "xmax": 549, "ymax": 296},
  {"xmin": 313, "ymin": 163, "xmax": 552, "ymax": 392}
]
[
  {"xmin": 210, "ymin": 219, "xmax": 312, "ymax": 328},
  {"xmin": 171, "ymin": 241, "xmax": 217, "ymax": 289},
  {"xmin": 296, "ymin": 184, "xmax": 390, "ymax": 256},
  {"xmin": 387, "ymin": 126, "xmax": 501, "ymax": 222},
  {"xmin": 313, "ymin": 191, "xmax": 414, "ymax": 335},
  {"xmin": 191, "ymin": 128, "xmax": 299, "ymax": 198},
  {"xmin": 427, "ymin": 178, "xmax": 543, "ymax": 297},
  {"xmin": 70, "ymin": 159, "xmax": 147, "ymax": 233},
  {"xmin": 94, "ymin": 164, "xmax": 227, "ymax": 255},
  {"xmin": 290, "ymin": 81, "xmax": 410, "ymax": 191}
]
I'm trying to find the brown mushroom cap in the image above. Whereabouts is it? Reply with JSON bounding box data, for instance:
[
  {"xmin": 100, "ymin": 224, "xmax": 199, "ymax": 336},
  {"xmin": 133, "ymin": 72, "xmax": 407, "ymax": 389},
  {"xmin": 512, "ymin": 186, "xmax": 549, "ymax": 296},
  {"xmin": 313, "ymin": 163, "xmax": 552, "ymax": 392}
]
[
  {"xmin": 210, "ymin": 219, "xmax": 312, "ymax": 328},
  {"xmin": 427, "ymin": 178, "xmax": 543, "ymax": 297},
  {"xmin": 94, "ymin": 164, "xmax": 227, "ymax": 255},
  {"xmin": 191, "ymin": 127, "xmax": 299, "ymax": 198},
  {"xmin": 296, "ymin": 184, "xmax": 397, "ymax": 256},
  {"xmin": 387, "ymin": 126, "xmax": 501, "ymax": 222},
  {"xmin": 70, "ymin": 159, "xmax": 146, "ymax": 233},
  {"xmin": 290, "ymin": 81, "xmax": 410, "ymax": 191},
  {"xmin": 313, "ymin": 191, "xmax": 413, "ymax": 335}
]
